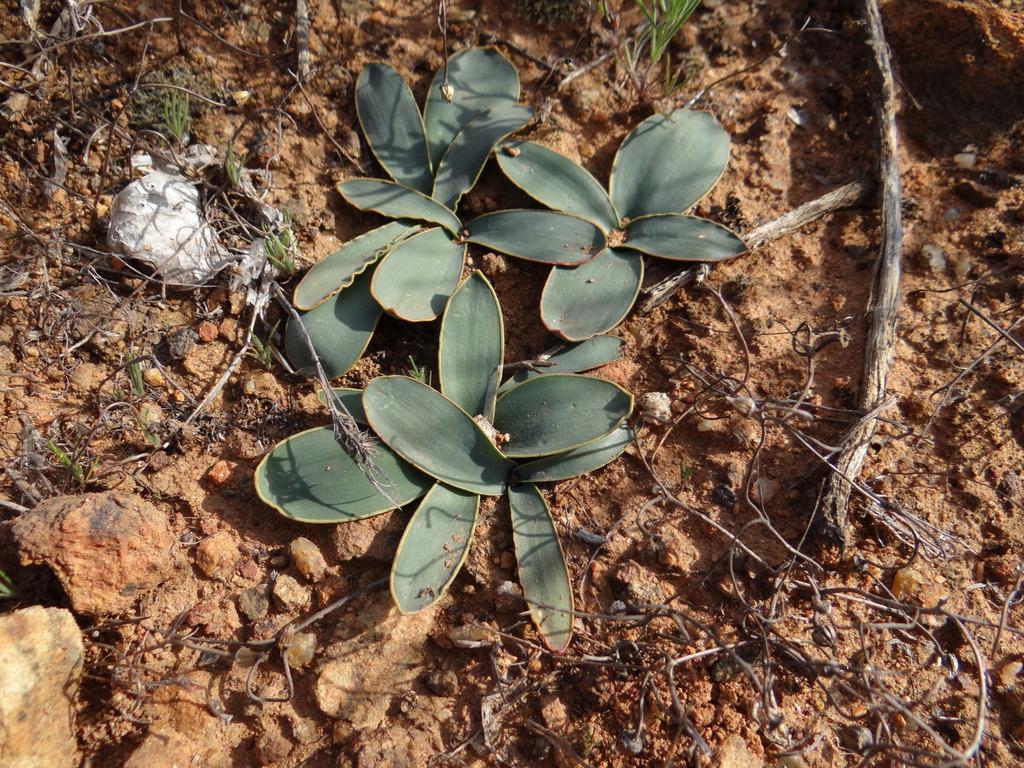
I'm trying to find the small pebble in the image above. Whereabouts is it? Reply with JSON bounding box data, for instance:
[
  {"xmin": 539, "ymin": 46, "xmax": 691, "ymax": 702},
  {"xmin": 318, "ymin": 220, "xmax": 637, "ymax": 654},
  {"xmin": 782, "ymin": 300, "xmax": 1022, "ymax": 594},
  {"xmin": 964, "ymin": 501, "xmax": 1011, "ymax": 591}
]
[
  {"xmin": 449, "ymin": 623, "xmax": 491, "ymax": 649},
  {"xmin": 195, "ymin": 531, "xmax": 240, "ymax": 580},
  {"xmin": 920, "ymin": 243, "xmax": 946, "ymax": 272},
  {"xmin": 237, "ymin": 558, "xmax": 261, "ymax": 581},
  {"xmin": 284, "ymin": 632, "xmax": 317, "ymax": 668},
  {"xmin": 141, "ymin": 367, "xmax": 165, "ymax": 387},
  {"xmin": 953, "ymin": 152, "xmax": 977, "ymax": 169},
  {"xmin": 255, "ymin": 726, "xmax": 292, "ymax": 765},
  {"xmin": 206, "ymin": 460, "xmax": 237, "ymax": 486},
  {"xmin": 272, "ymin": 574, "xmax": 310, "ymax": 613},
  {"xmin": 291, "ymin": 719, "xmax": 319, "ymax": 745},
  {"xmin": 290, "ymin": 537, "xmax": 328, "ymax": 582},
  {"xmin": 238, "ymin": 585, "xmax": 270, "ymax": 621},
  {"xmin": 639, "ymin": 392, "xmax": 672, "ymax": 423},
  {"xmin": 197, "ymin": 321, "xmax": 218, "ymax": 343}
]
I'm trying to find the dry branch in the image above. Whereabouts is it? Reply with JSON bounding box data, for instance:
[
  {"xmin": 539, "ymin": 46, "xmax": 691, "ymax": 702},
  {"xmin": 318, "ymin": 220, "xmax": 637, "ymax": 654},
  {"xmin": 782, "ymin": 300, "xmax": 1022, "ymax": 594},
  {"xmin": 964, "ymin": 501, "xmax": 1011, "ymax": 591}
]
[
  {"xmin": 813, "ymin": 0, "xmax": 904, "ymax": 553},
  {"xmin": 295, "ymin": 0, "xmax": 311, "ymax": 79}
]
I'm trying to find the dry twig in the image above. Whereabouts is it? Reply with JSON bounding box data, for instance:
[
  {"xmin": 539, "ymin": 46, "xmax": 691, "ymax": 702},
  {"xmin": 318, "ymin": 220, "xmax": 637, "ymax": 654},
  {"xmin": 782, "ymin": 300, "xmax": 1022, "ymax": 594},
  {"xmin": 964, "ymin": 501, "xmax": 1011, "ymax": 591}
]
[
  {"xmin": 639, "ymin": 178, "xmax": 874, "ymax": 314},
  {"xmin": 813, "ymin": 0, "xmax": 904, "ymax": 554}
]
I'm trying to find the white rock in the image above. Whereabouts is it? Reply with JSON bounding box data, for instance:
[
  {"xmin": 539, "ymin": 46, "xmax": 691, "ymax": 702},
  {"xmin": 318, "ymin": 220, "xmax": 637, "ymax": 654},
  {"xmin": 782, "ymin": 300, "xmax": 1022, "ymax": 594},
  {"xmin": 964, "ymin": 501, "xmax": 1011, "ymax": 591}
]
[{"xmin": 107, "ymin": 169, "xmax": 234, "ymax": 287}]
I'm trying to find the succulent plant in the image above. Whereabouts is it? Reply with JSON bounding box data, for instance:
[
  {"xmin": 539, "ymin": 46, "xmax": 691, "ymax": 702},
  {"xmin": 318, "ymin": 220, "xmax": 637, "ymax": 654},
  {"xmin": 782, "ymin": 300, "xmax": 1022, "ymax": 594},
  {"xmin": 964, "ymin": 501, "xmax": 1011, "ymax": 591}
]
[
  {"xmin": 284, "ymin": 48, "xmax": 606, "ymax": 379},
  {"xmin": 493, "ymin": 109, "xmax": 748, "ymax": 340},
  {"xmin": 255, "ymin": 272, "xmax": 633, "ymax": 650}
]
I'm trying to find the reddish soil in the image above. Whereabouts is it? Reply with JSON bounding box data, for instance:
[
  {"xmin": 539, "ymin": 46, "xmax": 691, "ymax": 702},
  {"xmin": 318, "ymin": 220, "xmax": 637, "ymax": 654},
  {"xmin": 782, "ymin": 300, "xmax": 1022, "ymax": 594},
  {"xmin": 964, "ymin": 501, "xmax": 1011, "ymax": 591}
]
[{"xmin": 1, "ymin": 1, "xmax": 1023, "ymax": 766}]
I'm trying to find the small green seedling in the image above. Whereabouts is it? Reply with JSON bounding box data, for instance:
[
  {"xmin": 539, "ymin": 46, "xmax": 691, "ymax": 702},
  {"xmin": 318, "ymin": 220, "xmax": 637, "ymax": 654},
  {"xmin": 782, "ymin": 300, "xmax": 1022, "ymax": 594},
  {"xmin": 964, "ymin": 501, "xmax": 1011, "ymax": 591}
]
[
  {"xmin": 247, "ymin": 321, "xmax": 280, "ymax": 369},
  {"xmin": 256, "ymin": 272, "xmax": 632, "ymax": 651},
  {"xmin": 125, "ymin": 351, "xmax": 145, "ymax": 396},
  {"xmin": 285, "ymin": 48, "xmax": 606, "ymax": 380},
  {"xmin": 161, "ymin": 88, "xmax": 190, "ymax": 145},
  {"xmin": 495, "ymin": 108, "xmax": 747, "ymax": 340},
  {"xmin": 46, "ymin": 437, "xmax": 92, "ymax": 486},
  {"xmin": 602, "ymin": 0, "xmax": 702, "ymax": 101},
  {"xmin": 0, "ymin": 569, "xmax": 17, "ymax": 599},
  {"xmin": 406, "ymin": 356, "xmax": 431, "ymax": 385},
  {"xmin": 263, "ymin": 212, "xmax": 297, "ymax": 275},
  {"xmin": 225, "ymin": 145, "xmax": 249, "ymax": 188},
  {"xmin": 136, "ymin": 407, "xmax": 161, "ymax": 448}
]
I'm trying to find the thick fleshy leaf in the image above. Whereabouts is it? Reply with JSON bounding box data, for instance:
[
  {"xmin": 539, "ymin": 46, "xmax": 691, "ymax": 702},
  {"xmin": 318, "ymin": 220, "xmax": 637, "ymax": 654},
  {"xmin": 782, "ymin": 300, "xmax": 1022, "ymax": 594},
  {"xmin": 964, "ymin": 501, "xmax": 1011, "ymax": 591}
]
[
  {"xmin": 541, "ymin": 247, "xmax": 643, "ymax": 341},
  {"xmin": 500, "ymin": 335, "xmax": 624, "ymax": 391},
  {"xmin": 391, "ymin": 483, "xmax": 478, "ymax": 614},
  {"xmin": 356, "ymin": 63, "xmax": 432, "ymax": 193},
  {"xmin": 496, "ymin": 140, "xmax": 619, "ymax": 233},
  {"xmin": 293, "ymin": 221, "xmax": 413, "ymax": 311},
  {"xmin": 515, "ymin": 423, "xmax": 634, "ymax": 483},
  {"xmin": 494, "ymin": 374, "xmax": 633, "ymax": 458},
  {"xmin": 285, "ymin": 268, "xmax": 381, "ymax": 379},
  {"xmin": 254, "ymin": 426, "xmax": 431, "ymax": 523},
  {"xmin": 423, "ymin": 48, "xmax": 519, "ymax": 170},
  {"xmin": 463, "ymin": 211, "xmax": 606, "ymax": 265},
  {"xmin": 509, "ymin": 484, "xmax": 573, "ymax": 652},
  {"xmin": 338, "ymin": 179, "xmax": 461, "ymax": 234},
  {"xmin": 432, "ymin": 106, "xmax": 534, "ymax": 211},
  {"xmin": 623, "ymin": 214, "xmax": 747, "ymax": 261},
  {"xmin": 440, "ymin": 271, "xmax": 503, "ymax": 421},
  {"xmin": 364, "ymin": 376, "xmax": 517, "ymax": 495},
  {"xmin": 610, "ymin": 109, "xmax": 729, "ymax": 220},
  {"xmin": 316, "ymin": 387, "xmax": 367, "ymax": 424},
  {"xmin": 371, "ymin": 227, "xmax": 465, "ymax": 322}
]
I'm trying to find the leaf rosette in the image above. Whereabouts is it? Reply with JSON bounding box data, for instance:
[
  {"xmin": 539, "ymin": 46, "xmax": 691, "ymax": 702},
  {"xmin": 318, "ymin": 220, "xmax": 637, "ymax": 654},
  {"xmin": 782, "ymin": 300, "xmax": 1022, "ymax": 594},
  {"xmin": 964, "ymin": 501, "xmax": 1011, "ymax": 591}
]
[
  {"xmin": 491, "ymin": 109, "xmax": 748, "ymax": 340},
  {"xmin": 285, "ymin": 49, "xmax": 605, "ymax": 379},
  {"xmin": 256, "ymin": 272, "xmax": 633, "ymax": 650}
]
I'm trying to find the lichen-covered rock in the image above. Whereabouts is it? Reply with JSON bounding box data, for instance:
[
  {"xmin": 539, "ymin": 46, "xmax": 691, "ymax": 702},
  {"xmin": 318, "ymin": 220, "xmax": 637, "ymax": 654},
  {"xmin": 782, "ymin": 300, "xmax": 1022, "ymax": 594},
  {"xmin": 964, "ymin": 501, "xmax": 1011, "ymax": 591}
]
[
  {"xmin": 12, "ymin": 492, "xmax": 175, "ymax": 614},
  {"xmin": 0, "ymin": 606, "xmax": 84, "ymax": 768}
]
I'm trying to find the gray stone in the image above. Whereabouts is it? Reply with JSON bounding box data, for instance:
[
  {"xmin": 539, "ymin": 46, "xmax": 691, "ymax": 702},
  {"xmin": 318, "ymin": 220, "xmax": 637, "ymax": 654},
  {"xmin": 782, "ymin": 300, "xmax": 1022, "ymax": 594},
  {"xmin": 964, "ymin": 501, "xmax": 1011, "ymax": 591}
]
[
  {"xmin": 238, "ymin": 584, "xmax": 271, "ymax": 621},
  {"xmin": 0, "ymin": 607, "xmax": 84, "ymax": 768}
]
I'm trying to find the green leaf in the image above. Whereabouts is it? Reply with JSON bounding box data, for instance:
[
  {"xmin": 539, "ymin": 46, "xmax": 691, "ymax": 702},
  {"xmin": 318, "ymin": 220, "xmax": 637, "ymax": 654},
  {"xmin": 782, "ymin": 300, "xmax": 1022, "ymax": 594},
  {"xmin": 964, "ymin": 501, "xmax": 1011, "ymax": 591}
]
[
  {"xmin": 500, "ymin": 335, "xmax": 624, "ymax": 391},
  {"xmin": 391, "ymin": 483, "xmax": 478, "ymax": 614},
  {"xmin": 285, "ymin": 268, "xmax": 382, "ymax": 379},
  {"xmin": 254, "ymin": 426, "xmax": 432, "ymax": 523},
  {"xmin": 293, "ymin": 221, "xmax": 414, "ymax": 311},
  {"xmin": 496, "ymin": 140, "xmax": 619, "ymax": 233},
  {"xmin": 440, "ymin": 271, "xmax": 504, "ymax": 421},
  {"xmin": 515, "ymin": 423, "xmax": 634, "ymax": 483},
  {"xmin": 623, "ymin": 214, "xmax": 747, "ymax": 261},
  {"xmin": 338, "ymin": 179, "xmax": 461, "ymax": 234},
  {"xmin": 423, "ymin": 47, "xmax": 519, "ymax": 170},
  {"xmin": 610, "ymin": 109, "xmax": 729, "ymax": 220},
  {"xmin": 364, "ymin": 376, "xmax": 517, "ymax": 496},
  {"xmin": 508, "ymin": 483, "xmax": 573, "ymax": 652},
  {"xmin": 316, "ymin": 388, "xmax": 367, "ymax": 424},
  {"xmin": 432, "ymin": 106, "xmax": 534, "ymax": 211},
  {"xmin": 463, "ymin": 210, "xmax": 606, "ymax": 265},
  {"xmin": 356, "ymin": 63, "xmax": 432, "ymax": 193},
  {"xmin": 371, "ymin": 227, "xmax": 465, "ymax": 322},
  {"xmin": 494, "ymin": 374, "xmax": 633, "ymax": 458},
  {"xmin": 540, "ymin": 247, "xmax": 643, "ymax": 341}
]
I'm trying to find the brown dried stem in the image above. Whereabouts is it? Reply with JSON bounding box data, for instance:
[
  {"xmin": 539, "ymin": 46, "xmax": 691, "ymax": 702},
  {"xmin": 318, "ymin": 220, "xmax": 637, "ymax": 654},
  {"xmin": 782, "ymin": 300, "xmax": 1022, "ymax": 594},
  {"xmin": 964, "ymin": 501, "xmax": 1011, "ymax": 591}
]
[{"xmin": 813, "ymin": 0, "xmax": 904, "ymax": 554}]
